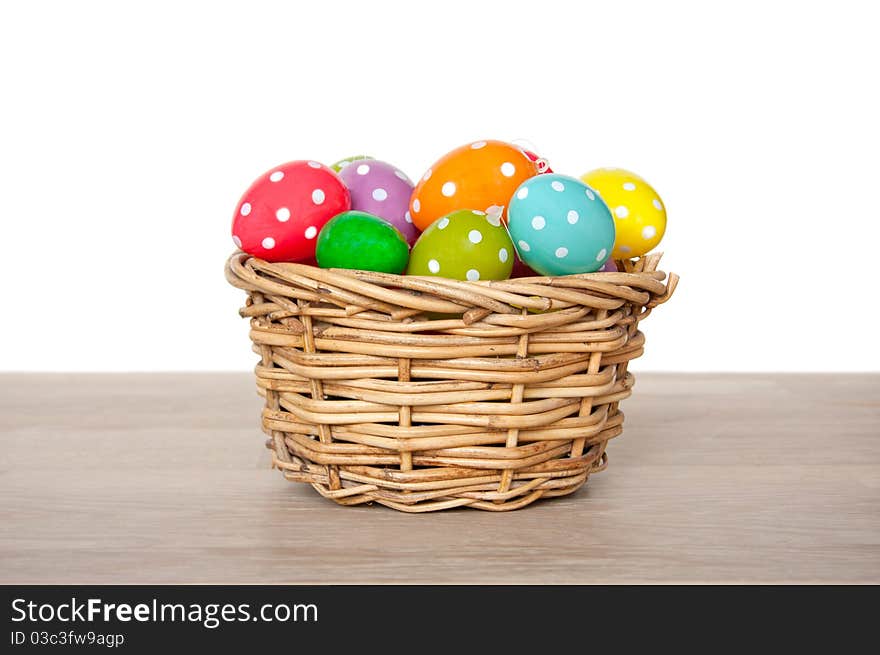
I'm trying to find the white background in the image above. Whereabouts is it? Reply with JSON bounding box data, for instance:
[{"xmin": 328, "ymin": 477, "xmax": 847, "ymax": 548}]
[{"xmin": 1, "ymin": 1, "xmax": 877, "ymax": 372}]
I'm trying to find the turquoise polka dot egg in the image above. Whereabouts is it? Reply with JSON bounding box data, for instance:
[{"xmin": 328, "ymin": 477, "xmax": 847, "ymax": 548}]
[{"xmin": 508, "ymin": 173, "xmax": 615, "ymax": 276}]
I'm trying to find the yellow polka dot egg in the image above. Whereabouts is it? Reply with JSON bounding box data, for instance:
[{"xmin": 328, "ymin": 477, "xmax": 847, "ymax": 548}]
[{"xmin": 579, "ymin": 168, "xmax": 666, "ymax": 258}]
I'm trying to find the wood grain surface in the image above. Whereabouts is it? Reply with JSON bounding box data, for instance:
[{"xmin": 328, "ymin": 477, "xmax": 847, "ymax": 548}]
[{"xmin": 1, "ymin": 373, "xmax": 878, "ymax": 584}]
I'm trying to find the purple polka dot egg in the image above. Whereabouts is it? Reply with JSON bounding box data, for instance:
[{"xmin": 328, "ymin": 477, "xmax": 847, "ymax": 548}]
[{"xmin": 337, "ymin": 159, "xmax": 419, "ymax": 245}]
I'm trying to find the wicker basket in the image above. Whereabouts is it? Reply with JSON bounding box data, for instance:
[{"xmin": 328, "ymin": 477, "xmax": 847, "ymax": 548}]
[{"xmin": 226, "ymin": 251, "xmax": 677, "ymax": 512}]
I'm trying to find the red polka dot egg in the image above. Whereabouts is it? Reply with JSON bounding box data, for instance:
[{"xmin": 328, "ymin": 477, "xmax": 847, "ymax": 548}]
[
  {"xmin": 409, "ymin": 140, "xmax": 540, "ymax": 232},
  {"xmin": 231, "ymin": 160, "xmax": 350, "ymax": 262},
  {"xmin": 524, "ymin": 149, "xmax": 553, "ymax": 174}
]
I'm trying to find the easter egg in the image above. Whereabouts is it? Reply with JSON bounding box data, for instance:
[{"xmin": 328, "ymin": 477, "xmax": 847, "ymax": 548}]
[
  {"xmin": 316, "ymin": 211, "xmax": 409, "ymax": 274},
  {"xmin": 331, "ymin": 155, "xmax": 372, "ymax": 173},
  {"xmin": 410, "ymin": 140, "xmax": 539, "ymax": 231},
  {"xmin": 579, "ymin": 168, "xmax": 666, "ymax": 258},
  {"xmin": 232, "ymin": 160, "xmax": 350, "ymax": 262},
  {"xmin": 337, "ymin": 159, "xmax": 419, "ymax": 245},
  {"xmin": 600, "ymin": 259, "xmax": 618, "ymax": 272},
  {"xmin": 407, "ymin": 209, "xmax": 514, "ymax": 281},
  {"xmin": 524, "ymin": 149, "xmax": 554, "ymax": 174},
  {"xmin": 511, "ymin": 252, "xmax": 541, "ymax": 278},
  {"xmin": 508, "ymin": 174, "xmax": 615, "ymax": 276}
]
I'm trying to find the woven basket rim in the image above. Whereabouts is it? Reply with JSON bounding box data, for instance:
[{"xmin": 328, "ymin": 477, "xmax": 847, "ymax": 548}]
[
  {"xmin": 225, "ymin": 251, "xmax": 678, "ymax": 314},
  {"xmin": 225, "ymin": 249, "xmax": 677, "ymax": 282}
]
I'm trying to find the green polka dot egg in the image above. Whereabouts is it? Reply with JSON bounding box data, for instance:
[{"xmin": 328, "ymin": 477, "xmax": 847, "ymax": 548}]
[
  {"xmin": 331, "ymin": 155, "xmax": 372, "ymax": 173},
  {"xmin": 407, "ymin": 209, "xmax": 514, "ymax": 281},
  {"xmin": 316, "ymin": 210, "xmax": 409, "ymax": 274}
]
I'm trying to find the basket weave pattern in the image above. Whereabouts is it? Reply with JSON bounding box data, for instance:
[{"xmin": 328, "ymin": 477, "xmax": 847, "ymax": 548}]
[{"xmin": 226, "ymin": 252, "xmax": 677, "ymax": 512}]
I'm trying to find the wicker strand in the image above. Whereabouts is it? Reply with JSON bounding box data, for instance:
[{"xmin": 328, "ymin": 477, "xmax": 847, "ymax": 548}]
[
  {"xmin": 398, "ymin": 357, "xmax": 413, "ymax": 473},
  {"xmin": 497, "ymin": 309, "xmax": 531, "ymax": 497},
  {"xmin": 570, "ymin": 308, "xmax": 608, "ymax": 459},
  {"xmin": 297, "ymin": 299, "xmax": 341, "ymax": 491}
]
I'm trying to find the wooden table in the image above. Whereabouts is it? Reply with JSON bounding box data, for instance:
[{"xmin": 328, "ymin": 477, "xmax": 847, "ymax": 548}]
[{"xmin": 1, "ymin": 373, "xmax": 877, "ymax": 584}]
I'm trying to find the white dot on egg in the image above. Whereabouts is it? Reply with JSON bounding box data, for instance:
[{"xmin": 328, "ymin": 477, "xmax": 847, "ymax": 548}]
[
  {"xmin": 441, "ymin": 181, "xmax": 456, "ymax": 197},
  {"xmin": 567, "ymin": 210, "xmax": 579, "ymax": 224},
  {"xmin": 311, "ymin": 189, "xmax": 325, "ymax": 205},
  {"xmin": 394, "ymin": 170, "xmax": 410, "ymax": 182},
  {"xmin": 551, "ymin": 181, "xmax": 565, "ymax": 192},
  {"xmin": 413, "ymin": 198, "xmax": 421, "ymax": 213},
  {"xmin": 596, "ymin": 248, "xmax": 607, "ymax": 262},
  {"xmin": 372, "ymin": 188, "xmax": 388, "ymax": 201},
  {"xmin": 356, "ymin": 164, "xmax": 370, "ymax": 175},
  {"xmin": 405, "ymin": 211, "xmax": 413, "ymax": 224},
  {"xmin": 472, "ymin": 209, "xmax": 486, "ymax": 215},
  {"xmin": 516, "ymin": 187, "xmax": 529, "ymax": 200},
  {"xmin": 466, "ymin": 269, "xmax": 480, "ymax": 281},
  {"xmin": 619, "ymin": 245, "xmax": 632, "ymax": 254},
  {"xmin": 499, "ymin": 248, "xmax": 509, "ymax": 263},
  {"xmin": 269, "ymin": 171, "xmax": 284, "ymax": 182},
  {"xmin": 468, "ymin": 229, "xmax": 483, "ymax": 244},
  {"xmin": 437, "ymin": 217, "xmax": 449, "ymax": 230},
  {"xmin": 642, "ymin": 225, "xmax": 657, "ymax": 240},
  {"xmin": 471, "ymin": 141, "xmax": 487, "ymax": 149},
  {"xmin": 240, "ymin": 202, "xmax": 252, "ymax": 216},
  {"xmin": 337, "ymin": 160, "xmax": 351, "ymax": 169},
  {"xmin": 276, "ymin": 207, "xmax": 291, "ymax": 222},
  {"xmin": 653, "ymin": 198, "xmax": 664, "ymax": 211},
  {"xmin": 423, "ymin": 168, "xmax": 432, "ymax": 181},
  {"xmin": 500, "ymin": 162, "xmax": 516, "ymax": 177},
  {"xmin": 262, "ymin": 237, "xmax": 275, "ymax": 249},
  {"xmin": 555, "ymin": 247, "xmax": 568, "ymax": 258},
  {"xmin": 623, "ymin": 182, "xmax": 636, "ymax": 191},
  {"xmin": 531, "ymin": 215, "xmax": 546, "ymax": 230},
  {"xmin": 307, "ymin": 161, "xmax": 321, "ymax": 169},
  {"xmin": 518, "ymin": 240, "xmax": 531, "ymax": 252},
  {"xmin": 305, "ymin": 226, "xmax": 317, "ymax": 239},
  {"xmin": 585, "ymin": 188, "xmax": 595, "ymax": 201},
  {"xmin": 232, "ymin": 235, "xmax": 242, "ymax": 248},
  {"xmin": 615, "ymin": 205, "xmax": 629, "ymax": 218},
  {"xmin": 428, "ymin": 259, "xmax": 440, "ymax": 274}
]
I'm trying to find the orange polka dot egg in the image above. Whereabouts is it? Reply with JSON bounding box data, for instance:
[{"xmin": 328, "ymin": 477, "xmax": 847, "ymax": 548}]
[{"xmin": 409, "ymin": 140, "xmax": 540, "ymax": 231}]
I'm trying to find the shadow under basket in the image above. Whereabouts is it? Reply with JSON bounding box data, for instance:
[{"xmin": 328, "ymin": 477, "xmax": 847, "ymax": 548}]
[{"xmin": 226, "ymin": 252, "xmax": 677, "ymax": 512}]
